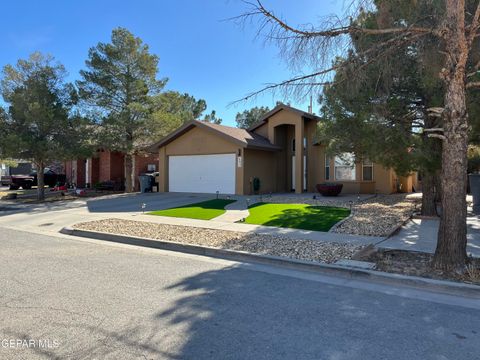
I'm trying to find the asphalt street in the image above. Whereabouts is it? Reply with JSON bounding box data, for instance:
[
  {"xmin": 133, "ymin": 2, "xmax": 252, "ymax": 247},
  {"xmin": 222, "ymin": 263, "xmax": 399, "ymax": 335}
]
[{"xmin": 0, "ymin": 227, "xmax": 479, "ymax": 359}]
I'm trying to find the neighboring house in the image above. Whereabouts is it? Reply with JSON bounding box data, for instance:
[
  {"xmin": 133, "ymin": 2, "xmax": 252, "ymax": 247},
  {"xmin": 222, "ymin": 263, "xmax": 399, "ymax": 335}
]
[
  {"xmin": 151, "ymin": 104, "xmax": 418, "ymax": 195},
  {"xmin": 64, "ymin": 150, "xmax": 158, "ymax": 190}
]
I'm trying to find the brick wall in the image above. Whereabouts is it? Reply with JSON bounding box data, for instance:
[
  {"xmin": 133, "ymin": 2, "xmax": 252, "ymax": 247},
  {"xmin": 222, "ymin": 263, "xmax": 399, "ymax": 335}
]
[
  {"xmin": 110, "ymin": 151, "xmax": 125, "ymax": 182},
  {"xmin": 98, "ymin": 150, "xmax": 111, "ymax": 182},
  {"xmin": 76, "ymin": 160, "xmax": 86, "ymax": 187},
  {"xmin": 134, "ymin": 153, "xmax": 159, "ymax": 190}
]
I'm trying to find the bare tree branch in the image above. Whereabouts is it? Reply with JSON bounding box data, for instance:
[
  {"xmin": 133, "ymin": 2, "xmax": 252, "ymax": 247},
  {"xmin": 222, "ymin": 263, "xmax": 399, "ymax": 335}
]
[
  {"xmin": 427, "ymin": 133, "xmax": 446, "ymax": 140},
  {"xmin": 249, "ymin": 0, "xmax": 436, "ymax": 38},
  {"xmin": 466, "ymin": 81, "xmax": 480, "ymax": 88},
  {"xmin": 232, "ymin": 28, "xmax": 427, "ymax": 103},
  {"xmin": 468, "ymin": 2, "xmax": 480, "ymax": 46}
]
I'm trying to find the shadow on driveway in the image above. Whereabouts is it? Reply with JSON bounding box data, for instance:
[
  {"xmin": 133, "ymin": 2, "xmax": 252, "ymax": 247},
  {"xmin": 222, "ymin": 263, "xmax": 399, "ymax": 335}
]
[{"xmin": 0, "ymin": 192, "xmax": 214, "ymax": 217}]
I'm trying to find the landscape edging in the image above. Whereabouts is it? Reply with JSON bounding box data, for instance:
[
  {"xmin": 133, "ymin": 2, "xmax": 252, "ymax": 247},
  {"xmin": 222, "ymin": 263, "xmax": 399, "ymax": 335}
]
[{"xmin": 60, "ymin": 226, "xmax": 480, "ymax": 298}]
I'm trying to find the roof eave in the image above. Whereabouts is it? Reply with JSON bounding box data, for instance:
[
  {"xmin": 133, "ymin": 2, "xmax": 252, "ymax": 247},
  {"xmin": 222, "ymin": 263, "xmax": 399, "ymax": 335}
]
[{"xmin": 245, "ymin": 144, "xmax": 282, "ymax": 152}]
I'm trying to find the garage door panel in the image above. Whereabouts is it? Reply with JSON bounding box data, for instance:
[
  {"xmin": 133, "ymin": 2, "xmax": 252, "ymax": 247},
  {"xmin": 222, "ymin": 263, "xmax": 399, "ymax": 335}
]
[{"xmin": 169, "ymin": 154, "xmax": 236, "ymax": 194}]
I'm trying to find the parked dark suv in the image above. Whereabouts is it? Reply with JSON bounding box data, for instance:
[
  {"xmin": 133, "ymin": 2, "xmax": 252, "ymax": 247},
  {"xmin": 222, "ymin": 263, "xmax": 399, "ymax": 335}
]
[{"xmin": 1, "ymin": 168, "xmax": 66, "ymax": 190}]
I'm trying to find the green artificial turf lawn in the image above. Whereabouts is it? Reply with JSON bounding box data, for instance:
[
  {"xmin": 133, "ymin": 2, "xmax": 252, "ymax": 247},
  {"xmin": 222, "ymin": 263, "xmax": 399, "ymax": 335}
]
[
  {"xmin": 148, "ymin": 199, "xmax": 236, "ymax": 220},
  {"xmin": 244, "ymin": 203, "xmax": 350, "ymax": 232}
]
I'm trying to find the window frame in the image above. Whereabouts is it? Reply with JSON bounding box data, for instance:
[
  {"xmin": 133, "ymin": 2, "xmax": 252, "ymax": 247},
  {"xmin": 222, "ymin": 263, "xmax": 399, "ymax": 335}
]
[
  {"xmin": 334, "ymin": 153, "xmax": 356, "ymax": 181},
  {"xmin": 362, "ymin": 159, "xmax": 373, "ymax": 181},
  {"xmin": 325, "ymin": 155, "xmax": 330, "ymax": 180}
]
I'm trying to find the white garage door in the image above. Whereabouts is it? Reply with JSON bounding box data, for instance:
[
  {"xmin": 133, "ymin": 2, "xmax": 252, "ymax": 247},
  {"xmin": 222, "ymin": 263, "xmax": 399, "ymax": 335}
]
[{"xmin": 169, "ymin": 154, "xmax": 236, "ymax": 194}]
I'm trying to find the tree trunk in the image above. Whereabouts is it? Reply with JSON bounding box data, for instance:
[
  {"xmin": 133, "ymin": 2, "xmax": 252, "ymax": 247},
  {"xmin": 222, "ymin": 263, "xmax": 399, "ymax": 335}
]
[
  {"xmin": 421, "ymin": 173, "xmax": 437, "ymax": 216},
  {"xmin": 432, "ymin": 0, "xmax": 469, "ymax": 271},
  {"xmin": 36, "ymin": 161, "xmax": 45, "ymax": 201},
  {"xmin": 124, "ymin": 153, "xmax": 134, "ymax": 192}
]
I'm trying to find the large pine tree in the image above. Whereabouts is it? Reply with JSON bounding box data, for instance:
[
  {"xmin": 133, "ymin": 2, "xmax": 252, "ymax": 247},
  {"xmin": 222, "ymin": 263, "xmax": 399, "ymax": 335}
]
[{"xmin": 77, "ymin": 28, "xmax": 166, "ymax": 192}]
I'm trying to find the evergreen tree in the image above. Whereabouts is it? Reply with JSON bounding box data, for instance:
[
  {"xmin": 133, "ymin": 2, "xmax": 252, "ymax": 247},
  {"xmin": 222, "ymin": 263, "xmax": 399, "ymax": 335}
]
[
  {"xmin": 0, "ymin": 52, "xmax": 90, "ymax": 200},
  {"xmin": 77, "ymin": 27, "xmax": 166, "ymax": 192},
  {"xmin": 235, "ymin": 106, "xmax": 270, "ymax": 129}
]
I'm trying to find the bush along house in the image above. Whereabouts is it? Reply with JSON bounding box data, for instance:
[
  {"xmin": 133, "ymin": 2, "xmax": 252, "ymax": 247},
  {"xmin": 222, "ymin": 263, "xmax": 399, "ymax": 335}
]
[
  {"xmin": 150, "ymin": 104, "xmax": 418, "ymax": 195},
  {"xmin": 64, "ymin": 149, "xmax": 158, "ymax": 191}
]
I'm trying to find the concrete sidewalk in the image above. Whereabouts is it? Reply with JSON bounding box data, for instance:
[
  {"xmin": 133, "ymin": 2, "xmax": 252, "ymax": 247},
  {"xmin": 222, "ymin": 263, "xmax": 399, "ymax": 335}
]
[
  {"xmin": 212, "ymin": 198, "xmax": 250, "ymax": 223},
  {"xmin": 379, "ymin": 215, "xmax": 480, "ymax": 257},
  {"xmin": 130, "ymin": 214, "xmax": 385, "ymax": 246},
  {"xmin": 0, "ymin": 202, "xmax": 383, "ymax": 246},
  {"xmin": 0, "ymin": 192, "xmax": 385, "ymax": 247}
]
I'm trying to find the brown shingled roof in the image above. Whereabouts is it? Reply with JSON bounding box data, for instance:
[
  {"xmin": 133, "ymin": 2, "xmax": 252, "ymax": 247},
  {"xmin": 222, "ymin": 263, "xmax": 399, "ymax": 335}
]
[{"xmin": 150, "ymin": 120, "xmax": 280, "ymax": 151}]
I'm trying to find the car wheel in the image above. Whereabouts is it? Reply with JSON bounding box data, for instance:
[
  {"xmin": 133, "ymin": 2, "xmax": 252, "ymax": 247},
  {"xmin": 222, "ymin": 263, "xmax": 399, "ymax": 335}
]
[
  {"xmin": 22, "ymin": 183, "xmax": 32, "ymax": 190},
  {"xmin": 9, "ymin": 185, "xmax": 19, "ymax": 190}
]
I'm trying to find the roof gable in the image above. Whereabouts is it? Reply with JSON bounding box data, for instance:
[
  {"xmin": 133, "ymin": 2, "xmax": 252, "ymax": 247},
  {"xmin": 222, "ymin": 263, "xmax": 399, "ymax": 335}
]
[
  {"xmin": 150, "ymin": 120, "xmax": 280, "ymax": 151},
  {"xmin": 249, "ymin": 104, "xmax": 321, "ymax": 131}
]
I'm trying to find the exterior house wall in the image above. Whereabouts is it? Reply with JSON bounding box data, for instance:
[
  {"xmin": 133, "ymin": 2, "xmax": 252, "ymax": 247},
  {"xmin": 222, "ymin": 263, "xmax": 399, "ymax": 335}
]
[
  {"xmin": 306, "ymin": 145, "xmax": 404, "ymax": 194},
  {"xmin": 243, "ymin": 149, "xmax": 276, "ymax": 194},
  {"xmin": 260, "ymin": 110, "xmax": 312, "ymax": 193},
  {"xmin": 155, "ymin": 107, "xmax": 417, "ymax": 196},
  {"xmin": 65, "ymin": 159, "xmax": 86, "ymax": 187},
  {"xmin": 98, "ymin": 150, "xmax": 125, "ymax": 183},
  {"xmin": 109, "ymin": 152, "xmax": 125, "ymax": 182},
  {"xmin": 75, "ymin": 160, "xmax": 86, "ymax": 188},
  {"xmin": 82, "ymin": 150, "xmax": 156, "ymax": 190},
  {"xmin": 98, "ymin": 151, "xmax": 112, "ymax": 182},
  {"xmin": 158, "ymin": 126, "xmax": 244, "ymax": 194},
  {"xmin": 134, "ymin": 153, "xmax": 159, "ymax": 191},
  {"xmin": 86, "ymin": 157, "xmax": 100, "ymax": 187},
  {"xmin": 253, "ymin": 123, "xmax": 268, "ymax": 138}
]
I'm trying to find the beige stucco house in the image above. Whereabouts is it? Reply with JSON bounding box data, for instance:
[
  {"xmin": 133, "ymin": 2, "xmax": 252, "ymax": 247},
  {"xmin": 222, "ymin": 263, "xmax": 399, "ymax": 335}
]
[{"xmin": 151, "ymin": 104, "xmax": 417, "ymax": 195}]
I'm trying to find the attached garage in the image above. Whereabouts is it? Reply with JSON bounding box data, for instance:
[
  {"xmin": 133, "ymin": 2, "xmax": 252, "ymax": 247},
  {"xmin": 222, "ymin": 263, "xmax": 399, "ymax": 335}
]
[
  {"xmin": 168, "ymin": 154, "xmax": 236, "ymax": 194},
  {"xmin": 151, "ymin": 120, "xmax": 280, "ymax": 195}
]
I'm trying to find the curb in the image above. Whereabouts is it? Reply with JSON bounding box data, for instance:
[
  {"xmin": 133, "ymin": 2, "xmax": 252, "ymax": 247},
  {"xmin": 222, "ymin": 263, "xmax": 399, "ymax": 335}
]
[
  {"xmin": 60, "ymin": 227, "xmax": 480, "ymax": 298},
  {"xmin": 328, "ymin": 210, "xmax": 355, "ymax": 233}
]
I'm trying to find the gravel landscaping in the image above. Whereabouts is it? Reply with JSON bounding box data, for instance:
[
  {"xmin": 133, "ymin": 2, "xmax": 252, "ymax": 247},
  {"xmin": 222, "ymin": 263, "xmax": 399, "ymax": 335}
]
[
  {"xmin": 256, "ymin": 193, "xmax": 417, "ymax": 237},
  {"xmin": 333, "ymin": 194, "xmax": 418, "ymax": 236},
  {"xmin": 73, "ymin": 218, "xmax": 364, "ymax": 263}
]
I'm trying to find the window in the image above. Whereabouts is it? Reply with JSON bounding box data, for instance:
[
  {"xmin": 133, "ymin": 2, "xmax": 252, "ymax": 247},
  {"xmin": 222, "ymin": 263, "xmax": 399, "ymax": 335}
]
[
  {"xmin": 334, "ymin": 153, "xmax": 356, "ymax": 181},
  {"xmin": 362, "ymin": 159, "xmax": 373, "ymax": 181},
  {"xmin": 325, "ymin": 155, "xmax": 331, "ymax": 180}
]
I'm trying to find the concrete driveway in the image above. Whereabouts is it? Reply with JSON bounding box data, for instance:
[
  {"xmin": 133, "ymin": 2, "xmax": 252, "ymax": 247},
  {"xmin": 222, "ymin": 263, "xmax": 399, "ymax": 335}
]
[
  {"xmin": 0, "ymin": 192, "xmax": 213, "ymax": 235},
  {"xmin": 85, "ymin": 192, "xmax": 212, "ymax": 213}
]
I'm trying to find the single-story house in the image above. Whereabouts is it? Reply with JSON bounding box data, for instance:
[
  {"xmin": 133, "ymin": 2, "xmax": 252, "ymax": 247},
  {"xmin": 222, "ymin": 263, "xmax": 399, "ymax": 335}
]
[
  {"xmin": 64, "ymin": 150, "xmax": 158, "ymax": 190},
  {"xmin": 151, "ymin": 104, "xmax": 418, "ymax": 195}
]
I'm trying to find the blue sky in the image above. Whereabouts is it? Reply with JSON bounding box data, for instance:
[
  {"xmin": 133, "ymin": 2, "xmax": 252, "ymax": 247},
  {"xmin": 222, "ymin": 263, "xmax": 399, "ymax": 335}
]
[{"xmin": 0, "ymin": 0, "xmax": 342, "ymax": 126}]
